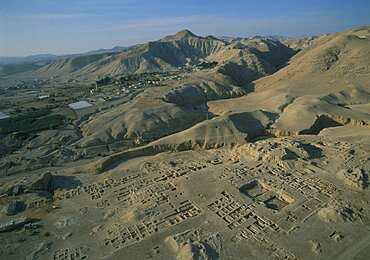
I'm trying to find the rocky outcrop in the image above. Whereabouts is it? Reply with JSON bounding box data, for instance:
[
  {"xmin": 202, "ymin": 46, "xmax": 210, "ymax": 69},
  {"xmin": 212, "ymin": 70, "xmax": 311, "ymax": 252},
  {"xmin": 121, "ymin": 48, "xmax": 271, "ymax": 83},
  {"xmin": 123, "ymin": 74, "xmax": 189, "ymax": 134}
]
[
  {"xmin": 337, "ymin": 168, "xmax": 369, "ymax": 190},
  {"xmin": 318, "ymin": 200, "xmax": 364, "ymax": 223},
  {"xmin": 166, "ymin": 228, "xmax": 222, "ymax": 260},
  {"xmin": 162, "ymin": 83, "xmax": 246, "ymax": 106},
  {"xmin": 29, "ymin": 172, "xmax": 53, "ymax": 191}
]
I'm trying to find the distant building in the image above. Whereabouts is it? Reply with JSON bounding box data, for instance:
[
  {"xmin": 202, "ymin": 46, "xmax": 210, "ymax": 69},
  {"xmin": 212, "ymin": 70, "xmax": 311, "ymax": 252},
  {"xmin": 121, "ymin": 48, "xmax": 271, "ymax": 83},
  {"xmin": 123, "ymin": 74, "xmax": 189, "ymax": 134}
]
[
  {"xmin": 68, "ymin": 101, "xmax": 93, "ymax": 110},
  {"xmin": 37, "ymin": 95, "xmax": 50, "ymax": 100},
  {"xmin": 0, "ymin": 111, "xmax": 9, "ymax": 120}
]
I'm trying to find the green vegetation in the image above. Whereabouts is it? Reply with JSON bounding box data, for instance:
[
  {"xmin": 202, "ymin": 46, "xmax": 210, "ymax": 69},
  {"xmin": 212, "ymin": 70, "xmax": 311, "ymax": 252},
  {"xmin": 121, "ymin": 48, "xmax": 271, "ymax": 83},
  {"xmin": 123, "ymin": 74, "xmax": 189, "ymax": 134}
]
[
  {"xmin": 96, "ymin": 76, "xmax": 111, "ymax": 86},
  {"xmin": 117, "ymin": 72, "xmax": 160, "ymax": 85},
  {"xmin": 197, "ymin": 61, "xmax": 218, "ymax": 70},
  {"xmin": 0, "ymin": 109, "xmax": 66, "ymax": 135}
]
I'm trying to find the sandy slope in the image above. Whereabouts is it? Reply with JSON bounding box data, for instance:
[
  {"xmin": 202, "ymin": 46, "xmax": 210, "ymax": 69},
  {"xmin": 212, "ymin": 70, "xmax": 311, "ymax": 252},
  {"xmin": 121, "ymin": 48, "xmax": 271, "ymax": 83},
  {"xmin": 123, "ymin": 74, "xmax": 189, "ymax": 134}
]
[
  {"xmin": 206, "ymin": 26, "xmax": 370, "ymax": 139},
  {"xmin": 254, "ymin": 26, "xmax": 370, "ymax": 95}
]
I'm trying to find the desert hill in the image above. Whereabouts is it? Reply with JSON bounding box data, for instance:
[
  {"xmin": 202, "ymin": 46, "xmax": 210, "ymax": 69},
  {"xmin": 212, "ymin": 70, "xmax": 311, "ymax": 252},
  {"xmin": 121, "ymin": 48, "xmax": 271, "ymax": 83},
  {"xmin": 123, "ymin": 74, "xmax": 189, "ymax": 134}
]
[
  {"xmin": 1, "ymin": 26, "xmax": 369, "ymax": 170},
  {"xmin": 254, "ymin": 26, "xmax": 370, "ymax": 95},
  {"xmin": 2, "ymin": 27, "xmax": 367, "ymax": 157},
  {"xmin": 77, "ymin": 72, "xmax": 248, "ymax": 149},
  {"xmin": 1, "ymin": 30, "xmax": 295, "ymax": 83},
  {"xmin": 15, "ymin": 30, "xmax": 226, "ymax": 79},
  {"xmin": 90, "ymin": 26, "xmax": 370, "ymax": 161},
  {"xmin": 66, "ymin": 26, "xmax": 369, "ymax": 158},
  {"xmin": 0, "ymin": 47, "xmax": 132, "ymax": 76},
  {"xmin": 255, "ymin": 26, "xmax": 370, "ymax": 134},
  {"xmin": 0, "ymin": 62, "xmax": 46, "ymax": 77},
  {"xmin": 209, "ymin": 38, "xmax": 295, "ymax": 86},
  {"xmin": 282, "ymin": 36, "xmax": 318, "ymax": 51},
  {"xmin": 74, "ymin": 31, "xmax": 296, "ymax": 150}
]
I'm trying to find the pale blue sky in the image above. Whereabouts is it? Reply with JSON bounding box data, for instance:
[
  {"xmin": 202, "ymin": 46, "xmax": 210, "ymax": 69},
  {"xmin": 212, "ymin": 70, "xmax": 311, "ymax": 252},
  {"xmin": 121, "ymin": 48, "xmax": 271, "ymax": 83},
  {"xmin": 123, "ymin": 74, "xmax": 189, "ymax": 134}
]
[{"xmin": 0, "ymin": 0, "xmax": 369, "ymax": 56}]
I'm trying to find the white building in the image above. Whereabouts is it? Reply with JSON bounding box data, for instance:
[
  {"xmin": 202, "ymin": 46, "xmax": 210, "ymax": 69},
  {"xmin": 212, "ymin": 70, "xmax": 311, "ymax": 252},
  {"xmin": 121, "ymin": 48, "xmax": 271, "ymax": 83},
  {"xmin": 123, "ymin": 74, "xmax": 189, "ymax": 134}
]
[{"xmin": 37, "ymin": 95, "xmax": 50, "ymax": 100}]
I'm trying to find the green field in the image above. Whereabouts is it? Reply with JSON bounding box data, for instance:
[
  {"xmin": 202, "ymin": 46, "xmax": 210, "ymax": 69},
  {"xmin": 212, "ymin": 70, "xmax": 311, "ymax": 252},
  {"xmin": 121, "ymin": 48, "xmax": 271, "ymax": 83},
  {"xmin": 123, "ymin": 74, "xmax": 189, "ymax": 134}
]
[{"xmin": 0, "ymin": 109, "xmax": 66, "ymax": 135}]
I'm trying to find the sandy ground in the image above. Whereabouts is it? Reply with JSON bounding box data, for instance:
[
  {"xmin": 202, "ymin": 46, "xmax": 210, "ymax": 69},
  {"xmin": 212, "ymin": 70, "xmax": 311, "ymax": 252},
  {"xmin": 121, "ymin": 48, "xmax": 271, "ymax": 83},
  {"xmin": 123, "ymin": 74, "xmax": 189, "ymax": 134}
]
[{"xmin": 0, "ymin": 133, "xmax": 369, "ymax": 259}]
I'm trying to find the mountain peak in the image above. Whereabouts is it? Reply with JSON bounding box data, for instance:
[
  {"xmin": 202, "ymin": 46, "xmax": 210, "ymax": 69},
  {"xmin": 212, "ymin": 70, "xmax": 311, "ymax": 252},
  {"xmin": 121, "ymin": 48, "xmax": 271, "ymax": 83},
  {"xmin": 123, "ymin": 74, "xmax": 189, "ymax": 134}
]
[
  {"xmin": 175, "ymin": 29, "xmax": 197, "ymax": 38},
  {"xmin": 160, "ymin": 29, "xmax": 200, "ymax": 41}
]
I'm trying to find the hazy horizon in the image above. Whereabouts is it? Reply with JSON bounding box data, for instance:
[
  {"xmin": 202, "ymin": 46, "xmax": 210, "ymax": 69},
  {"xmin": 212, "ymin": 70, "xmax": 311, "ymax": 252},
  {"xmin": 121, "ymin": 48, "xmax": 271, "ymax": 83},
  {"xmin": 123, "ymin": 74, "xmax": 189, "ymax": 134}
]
[{"xmin": 1, "ymin": 0, "xmax": 370, "ymax": 56}]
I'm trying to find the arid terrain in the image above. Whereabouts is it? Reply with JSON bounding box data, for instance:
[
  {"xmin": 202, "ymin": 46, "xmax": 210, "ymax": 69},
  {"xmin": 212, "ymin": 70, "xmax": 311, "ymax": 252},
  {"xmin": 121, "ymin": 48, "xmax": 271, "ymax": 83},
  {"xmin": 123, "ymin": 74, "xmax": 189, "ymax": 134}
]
[{"xmin": 0, "ymin": 26, "xmax": 369, "ymax": 259}]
